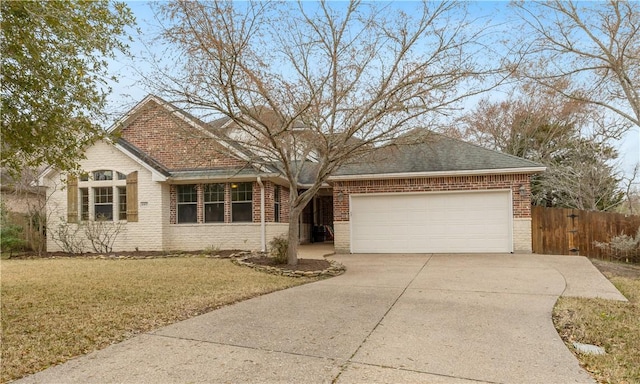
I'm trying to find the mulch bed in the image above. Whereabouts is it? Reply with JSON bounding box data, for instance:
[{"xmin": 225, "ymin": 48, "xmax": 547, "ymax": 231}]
[{"xmin": 245, "ymin": 257, "xmax": 331, "ymax": 272}]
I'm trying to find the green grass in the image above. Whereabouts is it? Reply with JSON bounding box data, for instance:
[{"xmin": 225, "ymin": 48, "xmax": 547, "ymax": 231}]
[
  {"xmin": 1, "ymin": 257, "xmax": 317, "ymax": 383},
  {"xmin": 553, "ymin": 261, "xmax": 640, "ymax": 384}
]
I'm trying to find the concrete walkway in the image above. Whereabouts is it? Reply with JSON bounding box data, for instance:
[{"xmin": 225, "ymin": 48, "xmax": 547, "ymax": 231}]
[{"xmin": 17, "ymin": 253, "xmax": 626, "ymax": 384}]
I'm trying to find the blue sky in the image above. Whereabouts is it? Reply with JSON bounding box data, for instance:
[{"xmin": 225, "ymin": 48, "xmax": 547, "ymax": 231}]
[{"xmin": 104, "ymin": 1, "xmax": 639, "ymax": 181}]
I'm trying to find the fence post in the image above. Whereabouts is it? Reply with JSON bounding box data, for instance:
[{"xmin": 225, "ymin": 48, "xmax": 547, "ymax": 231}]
[{"xmin": 567, "ymin": 209, "xmax": 579, "ymax": 255}]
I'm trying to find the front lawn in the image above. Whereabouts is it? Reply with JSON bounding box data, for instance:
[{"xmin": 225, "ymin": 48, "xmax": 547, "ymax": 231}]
[
  {"xmin": 0, "ymin": 257, "xmax": 317, "ymax": 383},
  {"xmin": 553, "ymin": 260, "xmax": 640, "ymax": 384}
]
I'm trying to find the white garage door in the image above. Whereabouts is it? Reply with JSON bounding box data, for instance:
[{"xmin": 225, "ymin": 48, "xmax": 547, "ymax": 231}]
[{"xmin": 350, "ymin": 190, "xmax": 512, "ymax": 253}]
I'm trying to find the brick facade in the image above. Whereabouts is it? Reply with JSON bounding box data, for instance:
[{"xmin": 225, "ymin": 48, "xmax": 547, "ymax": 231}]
[
  {"xmin": 45, "ymin": 140, "xmax": 167, "ymax": 252},
  {"xmin": 120, "ymin": 101, "xmax": 247, "ymax": 171},
  {"xmin": 333, "ymin": 173, "xmax": 532, "ymax": 222},
  {"xmin": 45, "ymin": 96, "xmax": 539, "ymax": 253},
  {"xmin": 259, "ymin": 182, "xmax": 291, "ymax": 223}
]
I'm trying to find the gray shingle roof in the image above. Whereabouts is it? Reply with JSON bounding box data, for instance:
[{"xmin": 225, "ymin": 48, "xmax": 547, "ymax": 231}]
[
  {"xmin": 333, "ymin": 131, "xmax": 544, "ymax": 177},
  {"xmin": 116, "ymin": 98, "xmax": 543, "ymax": 183},
  {"xmin": 116, "ymin": 138, "xmax": 171, "ymax": 177},
  {"xmin": 169, "ymin": 168, "xmax": 268, "ymax": 180}
]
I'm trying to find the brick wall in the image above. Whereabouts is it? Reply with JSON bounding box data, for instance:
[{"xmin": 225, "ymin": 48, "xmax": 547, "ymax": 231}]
[
  {"xmin": 166, "ymin": 223, "xmax": 289, "ymax": 251},
  {"xmin": 513, "ymin": 218, "xmax": 532, "ymax": 252},
  {"xmin": 45, "ymin": 140, "xmax": 166, "ymax": 252},
  {"xmin": 333, "ymin": 173, "xmax": 532, "ymax": 221},
  {"xmin": 281, "ymin": 186, "xmax": 291, "ymax": 223},
  {"xmin": 44, "ymin": 139, "xmax": 291, "ymax": 252},
  {"xmin": 264, "ymin": 182, "xmax": 275, "ymax": 222},
  {"xmin": 120, "ymin": 101, "xmax": 248, "ymax": 171}
]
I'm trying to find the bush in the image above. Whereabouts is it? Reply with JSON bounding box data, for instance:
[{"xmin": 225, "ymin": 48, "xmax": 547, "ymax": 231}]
[
  {"xmin": 50, "ymin": 217, "xmax": 127, "ymax": 254},
  {"xmin": 269, "ymin": 235, "xmax": 288, "ymax": 264},
  {"xmin": 594, "ymin": 226, "xmax": 640, "ymax": 263},
  {"xmin": 1, "ymin": 203, "xmax": 26, "ymax": 258},
  {"xmin": 84, "ymin": 218, "xmax": 126, "ymax": 253},
  {"xmin": 50, "ymin": 217, "xmax": 85, "ymax": 254}
]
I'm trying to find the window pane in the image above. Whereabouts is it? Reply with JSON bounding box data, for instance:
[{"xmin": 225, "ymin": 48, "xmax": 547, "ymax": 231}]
[
  {"xmin": 205, "ymin": 203, "xmax": 224, "ymax": 222},
  {"xmin": 176, "ymin": 185, "xmax": 198, "ymax": 223},
  {"xmin": 118, "ymin": 187, "xmax": 127, "ymax": 220},
  {"xmin": 80, "ymin": 188, "xmax": 89, "ymax": 221},
  {"xmin": 274, "ymin": 185, "xmax": 280, "ymax": 223},
  {"xmin": 232, "ymin": 202, "xmax": 252, "ymax": 222},
  {"xmin": 94, "ymin": 187, "xmax": 113, "ymax": 221},
  {"xmin": 178, "ymin": 204, "xmax": 197, "ymax": 223},
  {"xmin": 177, "ymin": 184, "xmax": 198, "ymax": 203},
  {"xmin": 95, "ymin": 204, "xmax": 113, "ymax": 220},
  {"xmin": 117, "ymin": 171, "xmax": 127, "ymax": 180},
  {"xmin": 93, "ymin": 170, "xmax": 113, "ymax": 181},
  {"xmin": 204, "ymin": 184, "xmax": 224, "ymax": 202},
  {"xmin": 231, "ymin": 182, "xmax": 252, "ymax": 202},
  {"xmin": 94, "ymin": 187, "xmax": 113, "ymax": 204}
]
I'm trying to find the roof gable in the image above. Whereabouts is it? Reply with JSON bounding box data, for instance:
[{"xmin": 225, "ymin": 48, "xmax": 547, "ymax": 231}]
[
  {"xmin": 100, "ymin": 98, "xmax": 544, "ymax": 183},
  {"xmin": 113, "ymin": 95, "xmax": 261, "ymax": 173}
]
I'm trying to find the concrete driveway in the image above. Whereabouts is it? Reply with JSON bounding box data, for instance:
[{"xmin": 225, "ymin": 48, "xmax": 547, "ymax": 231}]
[{"xmin": 17, "ymin": 253, "xmax": 626, "ymax": 384}]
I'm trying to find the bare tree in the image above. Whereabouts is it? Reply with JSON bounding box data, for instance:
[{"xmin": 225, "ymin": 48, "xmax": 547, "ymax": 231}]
[
  {"xmin": 620, "ymin": 163, "xmax": 640, "ymax": 215},
  {"xmin": 461, "ymin": 81, "xmax": 625, "ymax": 211},
  {"xmin": 538, "ymin": 140, "xmax": 623, "ymax": 211},
  {"xmin": 461, "ymin": 82, "xmax": 594, "ymax": 160},
  {"xmin": 153, "ymin": 0, "xmax": 500, "ymax": 264},
  {"xmin": 511, "ymin": 0, "xmax": 639, "ymax": 128}
]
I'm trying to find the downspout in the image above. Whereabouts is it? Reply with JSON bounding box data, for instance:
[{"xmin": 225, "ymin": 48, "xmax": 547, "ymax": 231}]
[{"xmin": 257, "ymin": 177, "xmax": 266, "ymax": 252}]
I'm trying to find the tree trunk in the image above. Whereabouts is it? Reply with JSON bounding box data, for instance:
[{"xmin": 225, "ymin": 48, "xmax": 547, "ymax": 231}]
[
  {"xmin": 286, "ymin": 207, "xmax": 300, "ymax": 266},
  {"xmin": 287, "ymin": 211, "xmax": 300, "ymax": 265}
]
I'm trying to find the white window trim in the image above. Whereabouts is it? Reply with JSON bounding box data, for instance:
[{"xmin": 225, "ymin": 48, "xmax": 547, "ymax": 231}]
[
  {"xmin": 176, "ymin": 184, "xmax": 198, "ymax": 223},
  {"xmin": 77, "ymin": 169, "xmax": 128, "ymax": 222}
]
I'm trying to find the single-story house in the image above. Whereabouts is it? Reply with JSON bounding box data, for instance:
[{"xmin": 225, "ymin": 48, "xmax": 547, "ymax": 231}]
[{"xmin": 41, "ymin": 95, "xmax": 545, "ymax": 254}]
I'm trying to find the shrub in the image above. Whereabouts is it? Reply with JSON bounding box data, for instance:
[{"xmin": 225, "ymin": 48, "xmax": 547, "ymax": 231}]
[
  {"xmin": 269, "ymin": 235, "xmax": 288, "ymax": 264},
  {"xmin": 50, "ymin": 217, "xmax": 85, "ymax": 254},
  {"xmin": 594, "ymin": 226, "xmax": 640, "ymax": 263},
  {"xmin": 204, "ymin": 244, "xmax": 221, "ymax": 256},
  {"xmin": 1, "ymin": 203, "xmax": 26, "ymax": 258},
  {"xmin": 83, "ymin": 218, "xmax": 126, "ymax": 253}
]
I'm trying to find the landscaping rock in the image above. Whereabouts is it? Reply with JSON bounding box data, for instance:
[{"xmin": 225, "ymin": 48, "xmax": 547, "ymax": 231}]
[
  {"xmin": 231, "ymin": 252, "xmax": 346, "ymax": 278},
  {"xmin": 573, "ymin": 342, "xmax": 606, "ymax": 355}
]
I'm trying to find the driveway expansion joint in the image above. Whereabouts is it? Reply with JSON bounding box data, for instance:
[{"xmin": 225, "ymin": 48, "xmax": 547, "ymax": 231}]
[
  {"xmin": 345, "ymin": 360, "xmax": 502, "ymax": 384},
  {"xmin": 409, "ymin": 287, "xmax": 562, "ymax": 297},
  {"xmin": 148, "ymin": 332, "xmax": 341, "ymax": 363},
  {"xmin": 331, "ymin": 254, "xmax": 434, "ymax": 384}
]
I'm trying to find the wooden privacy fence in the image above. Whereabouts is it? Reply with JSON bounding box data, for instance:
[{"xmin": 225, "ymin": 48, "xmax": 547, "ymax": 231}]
[{"xmin": 532, "ymin": 206, "xmax": 640, "ymax": 259}]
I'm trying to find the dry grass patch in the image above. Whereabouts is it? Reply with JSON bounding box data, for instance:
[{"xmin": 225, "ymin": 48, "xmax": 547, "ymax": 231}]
[
  {"xmin": 1, "ymin": 257, "xmax": 317, "ymax": 383},
  {"xmin": 553, "ymin": 260, "xmax": 640, "ymax": 384}
]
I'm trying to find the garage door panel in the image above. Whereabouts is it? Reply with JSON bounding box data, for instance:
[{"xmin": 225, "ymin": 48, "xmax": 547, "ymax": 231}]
[{"xmin": 350, "ymin": 191, "xmax": 512, "ymax": 253}]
